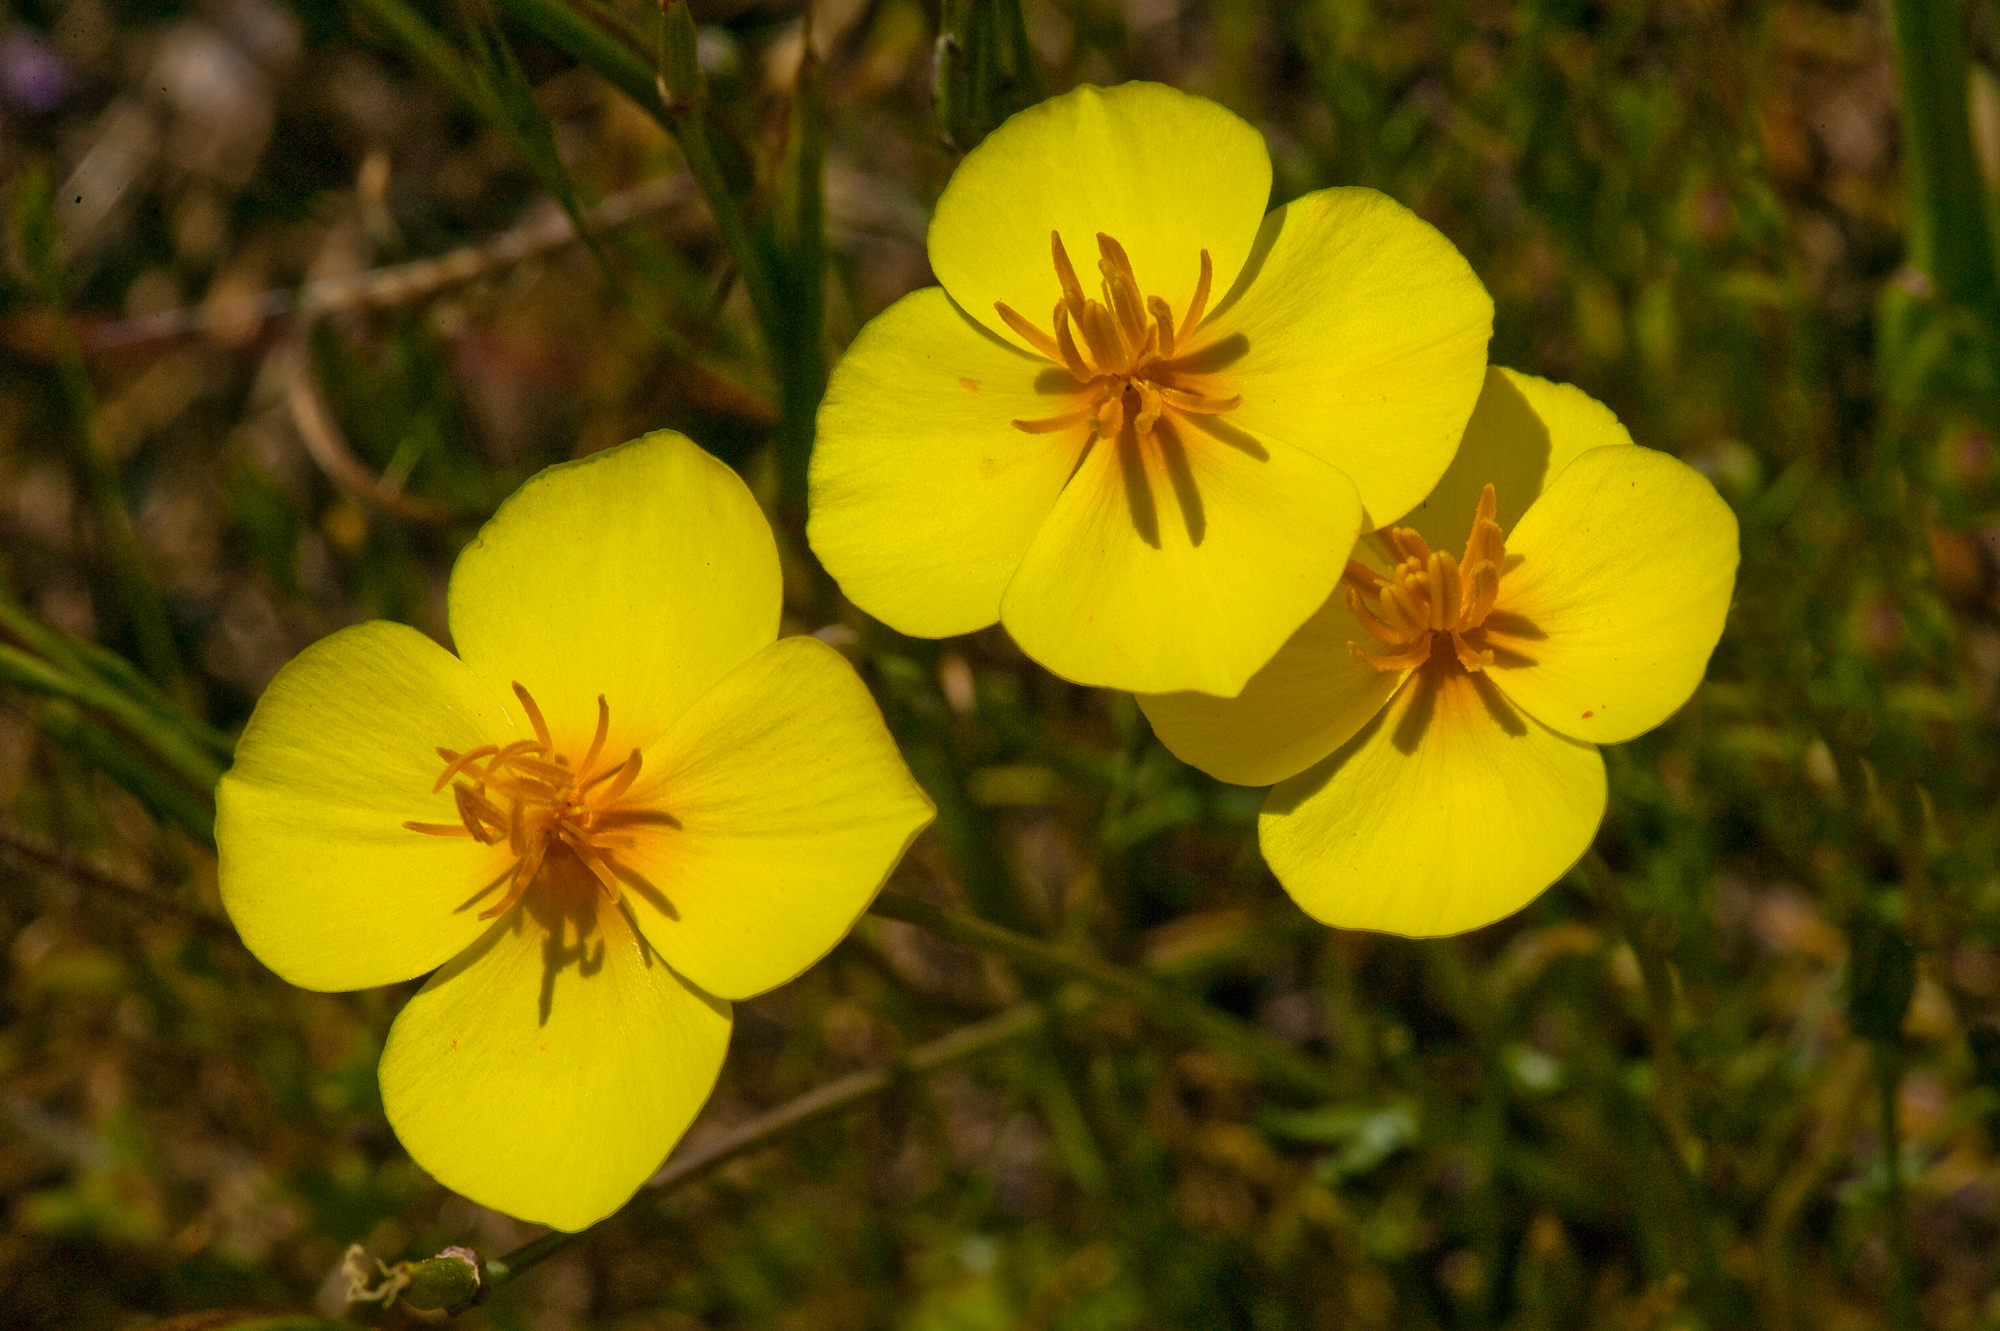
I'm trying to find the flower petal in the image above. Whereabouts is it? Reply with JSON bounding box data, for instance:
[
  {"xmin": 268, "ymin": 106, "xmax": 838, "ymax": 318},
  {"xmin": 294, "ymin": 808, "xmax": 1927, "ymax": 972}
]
[
  {"xmin": 1001, "ymin": 423, "xmax": 1363, "ymax": 696},
  {"xmin": 1210, "ymin": 187, "xmax": 1492, "ymax": 529},
  {"xmin": 380, "ymin": 899, "xmax": 731, "ymax": 1232},
  {"xmin": 614, "ymin": 635, "xmax": 934, "ymax": 1002},
  {"xmin": 448, "ymin": 431, "xmax": 780, "ymax": 756},
  {"xmin": 1487, "ymin": 444, "xmax": 1739, "ymax": 745},
  {"xmin": 1139, "ymin": 590, "xmax": 1405, "ymax": 787},
  {"xmin": 1391, "ymin": 366, "xmax": 1633, "ymax": 551},
  {"xmin": 810, "ymin": 289, "xmax": 1084, "ymax": 637},
  {"xmin": 1261, "ymin": 657, "xmax": 1606, "ymax": 936},
  {"xmin": 217, "ymin": 622, "xmax": 519, "ymax": 992},
  {"xmin": 929, "ymin": 82, "xmax": 1271, "ymax": 351}
]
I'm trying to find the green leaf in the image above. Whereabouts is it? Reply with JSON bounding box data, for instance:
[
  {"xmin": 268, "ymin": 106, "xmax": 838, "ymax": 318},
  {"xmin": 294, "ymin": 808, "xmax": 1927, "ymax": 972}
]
[{"xmin": 935, "ymin": 0, "xmax": 1043, "ymax": 153}]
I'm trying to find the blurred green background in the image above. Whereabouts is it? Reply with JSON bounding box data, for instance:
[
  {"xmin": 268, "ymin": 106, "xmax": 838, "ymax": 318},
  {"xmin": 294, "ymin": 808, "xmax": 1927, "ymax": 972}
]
[{"xmin": 3, "ymin": 0, "xmax": 2000, "ymax": 1326}]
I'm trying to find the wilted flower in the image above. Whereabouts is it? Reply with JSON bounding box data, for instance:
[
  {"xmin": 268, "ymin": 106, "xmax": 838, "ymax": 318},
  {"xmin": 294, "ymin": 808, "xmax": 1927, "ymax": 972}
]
[
  {"xmin": 1142, "ymin": 369, "xmax": 1738, "ymax": 934},
  {"xmin": 811, "ymin": 80, "xmax": 1492, "ymax": 696},
  {"xmin": 218, "ymin": 432, "xmax": 933, "ymax": 1230}
]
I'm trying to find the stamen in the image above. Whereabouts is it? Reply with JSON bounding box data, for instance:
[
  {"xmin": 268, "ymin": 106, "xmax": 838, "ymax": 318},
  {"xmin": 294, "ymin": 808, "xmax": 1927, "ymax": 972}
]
[
  {"xmin": 481, "ymin": 840, "xmax": 544, "ymax": 920},
  {"xmin": 579, "ymin": 695, "xmax": 611, "ymax": 779},
  {"xmin": 1178, "ymin": 250, "xmax": 1213, "ymax": 345},
  {"xmin": 1013, "ymin": 408, "xmax": 1095, "ymax": 434},
  {"xmin": 1134, "ymin": 382, "xmax": 1163, "ymax": 437},
  {"xmin": 1052, "ymin": 304, "xmax": 1095, "ymax": 381},
  {"xmin": 1097, "ymin": 234, "xmax": 1150, "ymax": 352},
  {"xmin": 1077, "ymin": 301, "xmax": 1125, "ymax": 374},
  {"xmin": 1051, "ymin": 232, "xmax": 1088, "ymax": 318},
  {"xmin": 1095, "ymin": 392, "xmax": 1126, "ymax": 442},
  {"xmin": 404, "ymin": 820, "xmax": 472, "ymax": 837},
  {"xmin": 432, "ymin": 744, "xmax": 498, "ymax": 794},
  {"xmin": 596, "ymin": 749, "xmax": 645, "ymax": 804},
  {"xmin": 1147, "ymin": 296, "xmax": 1177, "ymax": 359},
  {"xmin": 1156, "ymin": 386, "xmax": 1242, "ymax": 415},
  {"xmin": 511, "ymin": 682, "xmax": 553, "ymax": 752},
  {"xmin": 409, "ymin": 695, "xmax": 675, "ymax": 925},
  {"xmin": 568, "ymin": 838, "xmax": 624, "ymax": 902},
  {"xmin": 995, "ymin": 233, "xmax": 1241, "ymax": 454},
  {"xmin": 454, "ymin": 784, "xmax": 507, "ymax": 842},
  {"xmin": 995, "ymin": 301, "xmax": 1065, "ymax": 361},
  {"xmin": 1341, "ymin": 487, "xmax": 1515, "ymax": 675}
]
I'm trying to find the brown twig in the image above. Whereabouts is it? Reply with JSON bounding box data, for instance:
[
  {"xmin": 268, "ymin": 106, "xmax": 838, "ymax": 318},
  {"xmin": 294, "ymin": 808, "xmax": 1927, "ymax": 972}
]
[
  {"xmin": 87, "ymin": 174, "xmax": 696, "ymax": 351},
  {"xmin": 473, "ymin": 1000, "xmax": 1056, "ymax": 1303},
  {"xmin": 280, "ymin": 328, "xmax": 461, "ymax": 525},
  {"xmin": 0, "ymin": 824, "xmax": 239, "ymax": 946}
]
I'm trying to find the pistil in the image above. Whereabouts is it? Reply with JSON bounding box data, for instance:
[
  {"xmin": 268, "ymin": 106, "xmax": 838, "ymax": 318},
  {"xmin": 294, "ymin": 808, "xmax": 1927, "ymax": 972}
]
[
  {"xmin": 1345, "ymin": 485, "xmax": 1506, "ymax": 673},
  {"xmin": 997, "ymin": 231, "xmax": 1242, "ymax": 444},
  {"xmin": 405, "ymin": 683, "xmax": 659, "ymax": 919}
]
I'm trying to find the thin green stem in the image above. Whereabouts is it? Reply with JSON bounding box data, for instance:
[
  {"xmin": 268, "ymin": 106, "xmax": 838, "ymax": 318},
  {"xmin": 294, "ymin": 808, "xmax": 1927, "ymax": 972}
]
[
  {"xmin": 0, "ymin": 595, "xmax": 231, "ymax": 761},
  {"xmin": 868, "ymin": 890, "xmax": 1340, "ymax": 1098},
  {"xmin": 1885, "ymin": 0, "xmax": 1998, "ymax": 321},
  {"xmin": 487, "ymin": 0, "xmax": 783, "ymax": 344},
  {"xmin": 1585, "ymin": 852, "xmax": 1690, "ymax": 1149},
  {"xmin": 1875, "ymin": 1038, "xmax": 1920, "ymax": 1330},
  {"xmin": 1580, "ymin": 852, "xmax": 1734, "ymax": 1317},
  {"xmin": 0, "ymin": 824, "xmax": 236, "ymax": 942},
  {"xmin": 29, "ymin": 255, "xmax": 185, "ymax": 702},
  {"xmin": 347, "ymin": 0, "xmax": 485, "ymax": 106},
  {"xmin": 0, "ymin": 642, "xmax": 225, "ymax": 799}
]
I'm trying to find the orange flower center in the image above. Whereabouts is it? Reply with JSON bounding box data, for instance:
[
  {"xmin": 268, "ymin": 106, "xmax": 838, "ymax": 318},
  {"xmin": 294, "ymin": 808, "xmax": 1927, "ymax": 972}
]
[
  {"xmin": 1344, "ymin": 484, "xmax": 1508, "ymax": 674},
  {"xmin": 996, "ymin": 230, "xmax": 1242, "ymax": 441},
  {"xmin": 404, "ymin": 683, "xmax": 671, "ymax": 920}
]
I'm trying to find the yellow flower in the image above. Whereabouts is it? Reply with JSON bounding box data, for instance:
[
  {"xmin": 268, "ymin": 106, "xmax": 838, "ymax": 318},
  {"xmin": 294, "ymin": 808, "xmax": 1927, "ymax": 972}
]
[
  {"xmin": 216, "ymin": 432, "xmax": 933, "ymax": 1231},
  {"xmin": 1141, "ymin": 369, "xmax": 1739, "ymax": 935},
  {"xmin": 810, "ymin": 82, "xmax": 1493, "ymax": 696}
]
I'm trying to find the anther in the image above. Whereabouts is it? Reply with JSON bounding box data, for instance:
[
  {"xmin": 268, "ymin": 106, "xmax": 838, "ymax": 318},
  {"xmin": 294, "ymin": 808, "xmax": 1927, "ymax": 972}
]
[{"xmin": 511, "ymin": 682, "xmax": 552, "ymax": 752}]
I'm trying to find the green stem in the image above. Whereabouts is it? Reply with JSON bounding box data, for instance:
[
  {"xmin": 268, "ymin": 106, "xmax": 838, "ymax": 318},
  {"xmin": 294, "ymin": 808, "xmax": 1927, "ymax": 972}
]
[
  {"xmin": 0, "ymin": 824, "xmax": 236, "ymax": 941},
  {"xmin": 1875, "ymin": 1038, "xmax": 1920, "ymax": 1329},
  {"xmin": 0, "ymin": 642, "xmax": 224, "ymax": 798},
  {"xmin": 34, "ymin": 703, "xmax": 218, "ymax": 849},
  {"xmin": 1585, "ymin": 852, "xmax": 1690, "ymax": 1149},
  {"xmin": 34, "ymin": 265, "xmax": 185, "ymax": 701},
  {"xmin": 486, "ymin": 0, "xmax": 784, "ymax": 345},
  {"xmin": 474, "ymin": 1001, "xmax": 1054, "ymax": 1304},
  {"xmin": 0, "ymin": 595, "xmax": 232, "ymax": 762},
  {"xmin": 1581, "ymin": 852, "xmax": 1732, "ymax": 1317},
  {"xmin": 868, "ymin": 890, "xmax": 1339, "ymax": 1098},
  {"xmin": 347, "ymin": 0, "xmax": 485, "ymax": 106},
  {"xmin": 769, "ymin": 43, "xmax": 828, "ymax": 506},
  {"xmin": 1885, "ymin": 0, "xmax": 1998, "ymax": 321}
]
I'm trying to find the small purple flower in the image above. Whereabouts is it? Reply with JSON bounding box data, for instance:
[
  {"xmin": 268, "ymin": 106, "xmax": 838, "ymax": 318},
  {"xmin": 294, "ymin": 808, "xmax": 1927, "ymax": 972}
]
[{"xmin": 1, "ymin": 29, "xmax": 75, "ymax": 115}]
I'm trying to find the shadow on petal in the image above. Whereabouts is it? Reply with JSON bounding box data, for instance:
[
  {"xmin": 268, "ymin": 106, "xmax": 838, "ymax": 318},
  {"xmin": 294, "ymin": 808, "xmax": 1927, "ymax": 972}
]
[
  {"xmin": 1156, "ymin": 418, "xmax": 1206, "ymax": 546},
  {"xmin": 1470, "ymin": 670, "xmax": 1529, "ymax": 737},
  {"xmin": 1180, "ymin": 409, "xmax": 1269, "ymax": 461},
  {"xmin": 1119, "ymin": 428, "xmax": 1161, "ymax": 549}
]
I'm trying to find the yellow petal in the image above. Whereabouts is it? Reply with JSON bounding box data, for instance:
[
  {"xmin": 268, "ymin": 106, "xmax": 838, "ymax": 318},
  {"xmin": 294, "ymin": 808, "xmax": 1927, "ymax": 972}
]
[
  {"xmin": 928, "ymin": 82, "xmax": 1271, "ymax": 352},
  {"xmin": 614, "ymin": 636, "xmax": 934, "ymax": 1002},
  {"xmin": 1001, "ymin": 424, "xmax": 1363, "ymax": 696},
  {"xmin": 1211, "ymin": 187, "xmax": 1492, "ymax": 529},
  {"xmin": 1262, "ymin": 658, "xmax": 1606, "ymax": 936},
  {"xmin": 1390, "ymin": 366, "xmax": 1633, "ymax": 550},
  {"xmin": 1139, "ymin": 589, "xmax": 1405, "ymax": 787},
  {"xmin": 448, "ymin": 431, "xmax": 779, "ymax": 756},
  {"xmin": 810, "ymin": 289, "xmax": 1083, "ymax": 637},
  {"xmin": 379, "ymin": 899, "xmax": 731, "ymax": 1232},
  {"xmin": 1487, "ymin": 444, "xmax": 1739, "ymax": 745},
  {"xmin": 216, "ymin": 622, "xmax": 520, "ymax": 992}
]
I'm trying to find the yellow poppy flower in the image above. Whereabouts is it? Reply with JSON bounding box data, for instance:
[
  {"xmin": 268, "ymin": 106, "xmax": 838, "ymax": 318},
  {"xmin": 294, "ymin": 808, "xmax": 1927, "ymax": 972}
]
[
  {"xmin": 216, "ymin": 432, "xmax": 933, "ymax": 1231},
  {"xmin": 810, "ymin": 81, "xmax": 1493, "ymax": 696},
  {"xmin": 1140, "ymin": 369, "xmax": 1738, "ymax": 935}
]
